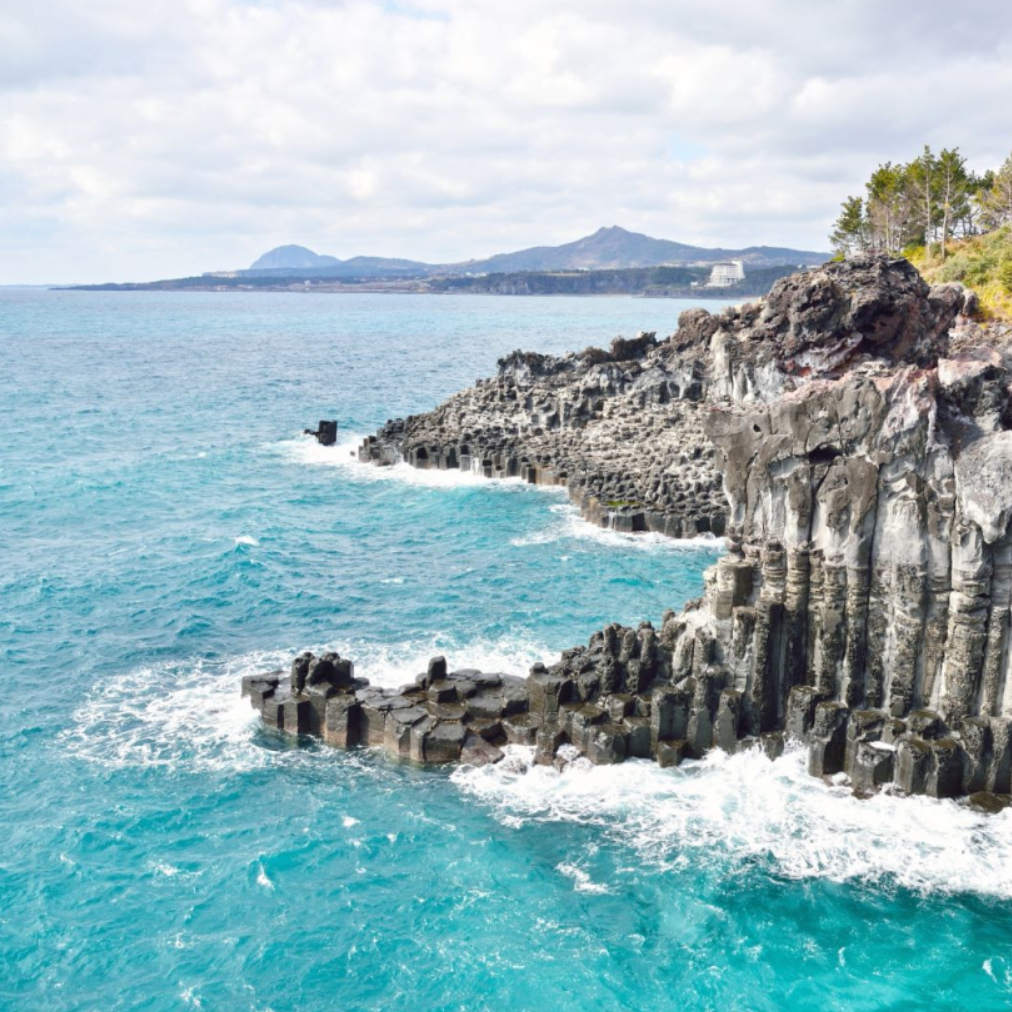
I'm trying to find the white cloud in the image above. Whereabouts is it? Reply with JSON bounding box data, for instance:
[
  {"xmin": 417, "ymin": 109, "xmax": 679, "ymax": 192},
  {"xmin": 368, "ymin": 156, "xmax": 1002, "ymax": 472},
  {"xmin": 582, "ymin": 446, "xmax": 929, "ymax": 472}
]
[{"xmin": 1, "ymin": 0, "xmax": 1011, "ymax": 282}]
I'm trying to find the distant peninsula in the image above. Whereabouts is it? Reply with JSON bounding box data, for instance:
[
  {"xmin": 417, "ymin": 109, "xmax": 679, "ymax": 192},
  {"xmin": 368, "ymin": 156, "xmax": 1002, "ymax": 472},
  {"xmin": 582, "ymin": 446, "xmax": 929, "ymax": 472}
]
[{"xmin": 65, "ymin": 226, "xmax": 828, "ymax": 298}]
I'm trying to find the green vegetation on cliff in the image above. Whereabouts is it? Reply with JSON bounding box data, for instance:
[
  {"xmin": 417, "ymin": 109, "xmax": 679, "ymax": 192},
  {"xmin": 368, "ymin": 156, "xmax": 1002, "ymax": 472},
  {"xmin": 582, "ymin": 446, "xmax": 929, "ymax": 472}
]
[
  {"xmin": 908, "ymin": 227, "xmax": 1012, "ymax": 319},
  {"xmin": 831, "ymin": 146, "xmax": 1012, "ymax": 318}
]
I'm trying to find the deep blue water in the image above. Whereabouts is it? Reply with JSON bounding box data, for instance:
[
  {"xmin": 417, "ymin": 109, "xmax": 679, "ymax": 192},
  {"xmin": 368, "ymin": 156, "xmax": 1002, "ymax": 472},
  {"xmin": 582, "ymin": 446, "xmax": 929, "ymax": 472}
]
[{"xmin": 2, "ymin": 289, "xmax": 1012, "ymax": 1012}]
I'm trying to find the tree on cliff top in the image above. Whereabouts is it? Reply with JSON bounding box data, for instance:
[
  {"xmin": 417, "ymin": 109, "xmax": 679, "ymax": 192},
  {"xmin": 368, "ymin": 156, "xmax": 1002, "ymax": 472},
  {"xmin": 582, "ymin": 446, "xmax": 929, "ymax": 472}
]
[
  {"xmin": 831, "ymin": 145, "xmax": 996, "ymax": 259},
  {"xmin": 981, "ymin": 151, "xmax": 1012, "ymax": 230},
  {"xmin": 935, "ymin": 148, "xmax": 973, "ymax": 260},
  {"xmin": 830, "ymin": 196, "xmax": 868, "ymax": 257},
  {"xmin": 865, "ymin": 163, "xmax": 914, "ymax": 254},
  {"xmin": 832, "ymin": 146, "xmax": 1012, "ymax": 318}
]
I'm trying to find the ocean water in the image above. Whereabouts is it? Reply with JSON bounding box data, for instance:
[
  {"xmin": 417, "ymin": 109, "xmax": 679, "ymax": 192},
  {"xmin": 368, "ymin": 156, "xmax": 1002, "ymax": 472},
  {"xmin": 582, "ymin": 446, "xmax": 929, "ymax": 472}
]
[{"xmin": 2, "ymin": 288, "xmax": 1011, "ymax": 1012}]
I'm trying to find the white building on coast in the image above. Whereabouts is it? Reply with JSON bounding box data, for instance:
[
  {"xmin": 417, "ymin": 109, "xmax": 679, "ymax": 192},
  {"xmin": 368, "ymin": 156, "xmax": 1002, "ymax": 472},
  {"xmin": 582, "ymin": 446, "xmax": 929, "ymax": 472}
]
[{"xmin": 707, "ymin": 260, "xmax": 745, "ymax": 287}]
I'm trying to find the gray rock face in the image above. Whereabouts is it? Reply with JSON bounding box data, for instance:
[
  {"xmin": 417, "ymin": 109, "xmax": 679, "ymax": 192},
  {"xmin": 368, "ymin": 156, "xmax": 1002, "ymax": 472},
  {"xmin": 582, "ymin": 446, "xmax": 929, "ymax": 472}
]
[
  {"xmin": 249, "ymin": 255, "xmax": 1012, "ymax": 803},
  {"xmin": 955, "ymin": 431, "xmax": 1012, "ymax": 544}
]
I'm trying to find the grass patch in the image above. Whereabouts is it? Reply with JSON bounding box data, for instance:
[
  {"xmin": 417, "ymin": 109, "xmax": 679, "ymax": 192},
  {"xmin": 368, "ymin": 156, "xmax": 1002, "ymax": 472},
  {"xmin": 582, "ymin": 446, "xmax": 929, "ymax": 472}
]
[{"xmin": 907, "ymin": 227, "xmax": 1012, "ymax": 320}]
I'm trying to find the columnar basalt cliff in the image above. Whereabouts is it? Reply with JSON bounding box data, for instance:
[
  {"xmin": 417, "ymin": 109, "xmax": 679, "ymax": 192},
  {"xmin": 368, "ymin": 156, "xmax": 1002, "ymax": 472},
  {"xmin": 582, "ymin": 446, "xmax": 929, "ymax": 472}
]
[
  {"xmin": 249, "ymin": 255, "xmax": 1012, "ymax": 805},
  {"xmin": 359, "ymin": 328, "xmax": 729, "ymax": 537}
]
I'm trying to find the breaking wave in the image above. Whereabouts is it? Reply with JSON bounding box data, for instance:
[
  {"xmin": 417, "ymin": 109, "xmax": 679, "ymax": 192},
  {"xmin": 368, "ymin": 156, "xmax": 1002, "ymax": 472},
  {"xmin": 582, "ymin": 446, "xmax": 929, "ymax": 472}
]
[
  {"xmin": 511, "ymin": 502, "xmax": 721, "ymax": 552},
  {"xmin": 273, "ymin": 433, "xmax": 553, "ymax": 492},
  {"xmin": 452, "ymin": 744, "xmax": 1012, "ymax": 899},
  {"xmin": 276, "ymin": 434, "xmax": 721, "ymax": 554}
]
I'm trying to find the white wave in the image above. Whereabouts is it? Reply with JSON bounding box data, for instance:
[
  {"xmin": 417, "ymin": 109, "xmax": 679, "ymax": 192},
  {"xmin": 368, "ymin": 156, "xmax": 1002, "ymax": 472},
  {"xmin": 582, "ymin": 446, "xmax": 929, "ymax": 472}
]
[
  {"xmin": 273, "ymin": 433, "xmax": 562, "ymax": 493},
  {"xmin": 256, "ymin": 863, "xmax": 275, "ymax": 891},
  {"xmin": 511, "ymin": 501, "xmax": 722, "ymax": 553},
  {"xmin": 62, "ymin": 639, "xmax": 1012, "ymax": 900},
  {"xmin": 60, "ymin": 650, "xmax": 283, "ymax": 773},
  {"xmin": 557, "ymin": 861, "xmax": 611, "ymax": 894},
  {"xmin": 343, "ymin": 634, "xmax": 552, "ymax": 689},
  {"xmin": 452, "ymin": 744, "xmax": 1012, "ymax": 899},
  {"xmin": 151, "ymin": 861, "xmax": 182, "ymax": 878},
  {"xmin": 233, "ymin": 535, "xmax": 259, "ymax": 547},
  {"xmin": 180, "ymin": 987, "xmax": 203, "ymax": 1009},
  {"xmin": 276, "ymin": 434, "xmax": 724, "ymax": 557},
  {"xmin": 983, "ymin": 959, "xmax": 1012, "ymax": 987},
  {"xmin": 60, "ymin": 635, "xmax": 554, "ymax": 771}
]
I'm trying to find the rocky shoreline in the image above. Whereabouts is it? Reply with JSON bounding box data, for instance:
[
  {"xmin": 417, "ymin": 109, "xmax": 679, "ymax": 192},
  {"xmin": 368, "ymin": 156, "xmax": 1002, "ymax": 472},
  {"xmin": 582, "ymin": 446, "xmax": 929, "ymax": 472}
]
[
  {"xmin": 358, "ymin": 329, "xmax": 729, "ymax": 538},
  {"xmin": 246, "ymin": 255, "xmax": 1012, "ymax": 807}
]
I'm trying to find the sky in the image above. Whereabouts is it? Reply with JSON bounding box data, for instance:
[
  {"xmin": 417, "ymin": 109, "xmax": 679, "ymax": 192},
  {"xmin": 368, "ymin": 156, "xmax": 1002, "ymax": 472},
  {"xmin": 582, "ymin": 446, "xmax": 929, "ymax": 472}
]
[{"xmin": 2, "ymin": 0, "xmax": 1012, "ymax": 284}]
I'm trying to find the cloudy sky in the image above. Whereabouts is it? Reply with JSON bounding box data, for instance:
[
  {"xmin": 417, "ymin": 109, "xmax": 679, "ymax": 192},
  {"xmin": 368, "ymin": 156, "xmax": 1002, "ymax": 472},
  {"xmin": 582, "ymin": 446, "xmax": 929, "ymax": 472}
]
[{"xmin": 2, "ymin": 0, "xmax": 1011, "ymax": 283}]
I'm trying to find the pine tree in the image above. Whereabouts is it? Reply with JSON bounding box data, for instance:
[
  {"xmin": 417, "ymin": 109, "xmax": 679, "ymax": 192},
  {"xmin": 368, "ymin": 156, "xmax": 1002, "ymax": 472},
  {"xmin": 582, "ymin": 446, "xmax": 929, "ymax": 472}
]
[
  {"xmin": 830, "ymin": 196, "xmax": 868, "ymax": 257},
  {"xmin": 981, "ymin": 152, "xmax": 1012, "ymax": 230},
  {"xmin": 907, "ymin": 146, "xmax": 941, "ymax": 249},
  {"xmin": 961, "ymin": 170, "xmax": 994, "ymax": 237},
  {"xmin": 829, "ymin": 146, "xmax": 1012, "ymax": 262},
  {"xmin": 934, "ymin": 149, "xmax": 971, "ymax": 259},
  {"xmin": 865, "ymin": 163, "xmax": 913, "ymax": 252}
]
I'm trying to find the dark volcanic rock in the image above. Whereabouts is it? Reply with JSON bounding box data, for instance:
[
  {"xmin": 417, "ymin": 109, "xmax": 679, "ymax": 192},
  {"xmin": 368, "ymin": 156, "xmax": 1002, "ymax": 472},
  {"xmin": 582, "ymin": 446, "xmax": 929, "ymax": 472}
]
[{"xmin": 753, "ymin": 254, "xmax": 962, "ymax": 373}]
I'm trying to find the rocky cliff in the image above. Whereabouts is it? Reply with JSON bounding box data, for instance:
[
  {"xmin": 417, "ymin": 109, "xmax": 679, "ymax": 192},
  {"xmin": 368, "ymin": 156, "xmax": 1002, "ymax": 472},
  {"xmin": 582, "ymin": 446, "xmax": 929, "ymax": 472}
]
[{"xmin": 249, "ymin": 255, "xmax": 1012, "ymax": 805}]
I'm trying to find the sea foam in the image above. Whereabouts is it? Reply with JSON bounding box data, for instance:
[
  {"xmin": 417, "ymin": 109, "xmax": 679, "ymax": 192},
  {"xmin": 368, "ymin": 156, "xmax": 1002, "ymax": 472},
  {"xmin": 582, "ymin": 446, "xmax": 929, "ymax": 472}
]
[
  {"xmin": 273, "ymin": 433, "xmax": 538, "ymax": 491},
  {"xmin": 511, "ymin": 502, "xmax": 721, "ymax": 552},
  {"xmin": 62, "ymin": 632, "xmax": 1012, "ymax": 900},
  {"xmin": 61, "ymin": 635, "xmax": 553, "ymax": 773},
  {"xmin": 452, "ymin": 744, "xmax": 1012, "ymax": 899}
]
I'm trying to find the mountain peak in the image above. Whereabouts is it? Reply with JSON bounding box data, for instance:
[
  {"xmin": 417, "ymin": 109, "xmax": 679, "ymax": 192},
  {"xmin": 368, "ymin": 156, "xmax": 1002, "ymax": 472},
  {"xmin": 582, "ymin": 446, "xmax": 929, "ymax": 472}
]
[{"xmin": 249, "ymin": 245, "xmax": 341, "ymax": 270}]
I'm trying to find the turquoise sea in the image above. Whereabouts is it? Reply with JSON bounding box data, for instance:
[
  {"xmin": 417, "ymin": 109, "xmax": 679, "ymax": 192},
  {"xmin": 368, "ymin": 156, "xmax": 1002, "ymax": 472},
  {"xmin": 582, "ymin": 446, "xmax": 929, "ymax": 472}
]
[{"xmin": 2, "ymin": 288, "xmax": 1012, "ymax": 1011}]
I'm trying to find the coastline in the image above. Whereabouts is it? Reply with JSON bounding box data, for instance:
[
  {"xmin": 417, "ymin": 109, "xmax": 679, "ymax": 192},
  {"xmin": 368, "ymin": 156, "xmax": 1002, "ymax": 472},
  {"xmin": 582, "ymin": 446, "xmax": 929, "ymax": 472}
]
[
  {"xmin": 247, "ymin": 255, "xmax": 1012, "ymax": 807},
  {"xmin": 53, "ymin": 284, "xmax": 750, "ymax": 300}
]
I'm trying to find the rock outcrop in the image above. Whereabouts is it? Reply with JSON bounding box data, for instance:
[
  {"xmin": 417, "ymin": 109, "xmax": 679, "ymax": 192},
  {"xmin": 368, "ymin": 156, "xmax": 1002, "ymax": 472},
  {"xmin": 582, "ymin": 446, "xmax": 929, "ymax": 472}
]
[
  {"xmin": 250, "ymin": 255, "xmax": 1012, "ymax": 804},
  {"xmin": 359, "ymin": 329, "xmax": 728, "ymax": 537},
  {"xmin": 243, "ymin": 653, "xmax": 531, "ymax": 765}
]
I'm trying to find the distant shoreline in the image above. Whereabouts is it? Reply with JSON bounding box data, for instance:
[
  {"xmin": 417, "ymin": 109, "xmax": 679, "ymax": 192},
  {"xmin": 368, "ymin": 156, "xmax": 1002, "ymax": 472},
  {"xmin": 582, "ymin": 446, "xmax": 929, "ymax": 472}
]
[
  {"xmin": 52, "ymin": 285, "xmax": 749, "ymax": 300},
  {"xmin": 56, "ymin": 265, "xmax": 793, "ymax": 299}
]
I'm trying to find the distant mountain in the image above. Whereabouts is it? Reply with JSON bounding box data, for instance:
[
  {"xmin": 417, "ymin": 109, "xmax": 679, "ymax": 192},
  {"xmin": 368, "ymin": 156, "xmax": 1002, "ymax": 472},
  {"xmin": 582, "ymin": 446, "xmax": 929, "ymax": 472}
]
[
  {"xmin": 244, "ymin": 248, "xmax": 434, "ymax": 279},
  {"xmin": 455, "ymin": 227, "xmax": 827, "ymax": 273},
  {"xmin": 728, "ymin": 245, "xmax": 831, "ymax": 267},
  {"xmin": 249, "ymin": 245, "xmax": 342, "ymax": 270},
  {"xmin": 454, "ymin": 226, "xmax": 701, "ymax": 272},
  {"xmin": 244, "ymin": 228, "xmax": 827, "ymax": 280}
]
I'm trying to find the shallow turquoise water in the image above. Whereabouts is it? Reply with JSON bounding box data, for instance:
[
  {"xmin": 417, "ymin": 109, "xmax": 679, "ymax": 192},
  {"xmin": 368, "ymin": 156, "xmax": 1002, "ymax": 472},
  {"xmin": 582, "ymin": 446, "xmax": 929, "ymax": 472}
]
[{"xmin": 2, "ymin": 289, "xmax": 1012, "ymax": 1011}]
